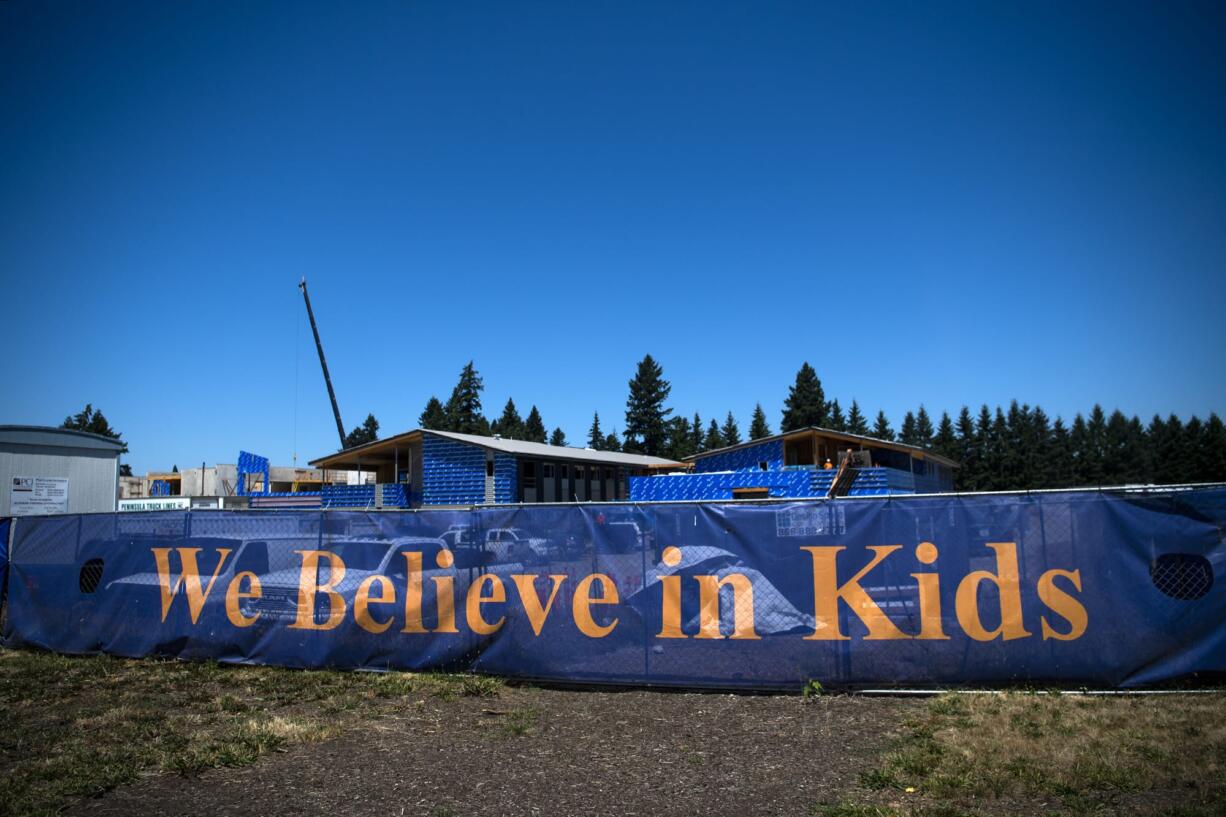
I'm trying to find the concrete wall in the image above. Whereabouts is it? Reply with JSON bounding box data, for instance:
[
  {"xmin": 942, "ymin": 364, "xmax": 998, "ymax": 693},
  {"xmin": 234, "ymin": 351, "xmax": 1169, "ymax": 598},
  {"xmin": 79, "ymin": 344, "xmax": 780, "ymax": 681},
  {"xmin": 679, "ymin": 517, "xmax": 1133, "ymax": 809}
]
[{"xmin": 0, "ymin": 443, "xmax": 118, "ymax": 515}]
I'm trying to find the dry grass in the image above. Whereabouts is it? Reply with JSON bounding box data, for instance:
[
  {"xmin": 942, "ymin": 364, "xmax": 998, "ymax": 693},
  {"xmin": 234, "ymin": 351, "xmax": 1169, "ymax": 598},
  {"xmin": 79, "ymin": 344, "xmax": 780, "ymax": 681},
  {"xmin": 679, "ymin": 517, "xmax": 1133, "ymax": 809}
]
[
  {"xmin": 834, "ymin": 691, "xmax": 1226, "ymax": 817},
  {"xmin": 0, "ymin": 648, "xmax": 502, "ymax": 817}
]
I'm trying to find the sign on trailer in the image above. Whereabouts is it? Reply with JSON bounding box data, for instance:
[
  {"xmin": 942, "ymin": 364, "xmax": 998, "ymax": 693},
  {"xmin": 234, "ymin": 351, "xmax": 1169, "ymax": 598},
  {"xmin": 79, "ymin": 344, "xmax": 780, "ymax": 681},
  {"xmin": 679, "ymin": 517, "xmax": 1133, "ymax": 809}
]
[
  {"xmin": 9, "ymin": 476, "xmax": 68, "ymax": 515},
  {"xmin": 118, "ymin": 497, "xmax": 192, "ymax": 512}
]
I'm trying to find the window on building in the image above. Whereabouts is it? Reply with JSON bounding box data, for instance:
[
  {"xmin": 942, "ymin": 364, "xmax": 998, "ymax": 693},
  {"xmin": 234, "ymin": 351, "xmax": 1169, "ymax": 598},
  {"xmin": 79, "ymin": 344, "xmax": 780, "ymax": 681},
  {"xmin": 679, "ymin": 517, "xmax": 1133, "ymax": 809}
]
[
  {"xmin": 759, "ymin": 461, "xmax": 768, "ymax": 471},
  {"xmin": 543, "ymin": 463, "xmax": 555, "ymax": 478},
  {"xmin": 522, "ymin": 461, "xmax": 536, "ymax": 489},
  {"xmin": 486, "ymin": 460, "xmax": 494, "ymax": 477},
  {"xmin": 604, "ymin": 468, "xmax": 613, "ymax": 480},
  {"xmin": 562, "ymin": 465, "xmax": 569, "ymax": 479}
]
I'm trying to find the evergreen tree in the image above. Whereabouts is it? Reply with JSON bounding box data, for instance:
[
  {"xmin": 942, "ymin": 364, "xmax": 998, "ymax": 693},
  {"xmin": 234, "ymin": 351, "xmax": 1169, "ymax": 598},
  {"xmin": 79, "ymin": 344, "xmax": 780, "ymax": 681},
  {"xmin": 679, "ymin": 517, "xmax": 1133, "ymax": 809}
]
[
  {"xmin": 418, "ymin": 396, "xmax": 448, "ymax": 430},
  {"xmin": 604, "ymin": 429, "xmax": 622, "ymax": 452},
  {"xmin": 872, "ymin": 410, "xmax": 895, "ymax": 441},
  {"xmin": 492, "ymin": 398, "xmax": 523, "ymax": 438},
  {"xmin": 172, "ymin": 464, "xmax": 179, "ymax": 473},
  {"xmin": 1049, "ymin": 417, "xmax": 1074, "ymax": 488},
  {"xmin": 523, "ymin": 406, "xmax": 547, "ymax": 443},
  {"xmin": 828, "ymin": 399, "xmax": 847, "ymax": 432},
  {"xmin": 749, "ymin": 403, "xmax": 771, "ymax": 439},
  {"xmin": 847, "ymin": 400, "xmax": 869, "ymax": 436},
  {"xmin": 61, "ymin": 404, "xmax": 127, "ymax": 452},
  {"xmin": 915, "ymin": 405, "xmax": 934, "ymax": 448},
  {"xmin": 344, "ymin": 413, "xmax": 380, "ymax": 448},
  {"xmin": 444, "ymin": 361, "xmax": 489, "ymax": 435},
  {"xmin": 1030, "ymin": 406, "xmax": 1053, "ymax": 489},
  {"xmin": 666, "ymin": 416, "xmax": 694, "ymax": 461},
  {"xmin": 704, "ymin": 419, "xmax": 723, "ymax": 451},
  {"xmin": 899, "ymin": 411, "xmax": 918, "ymax": 446},
  {"xmin": 690, "ymin": 412, "xmax": 705, "ymax": 454},
  {"xmin": 933, "ymin": 412, "xmax": 957, "ymax": 463},
  {"xmin": 1202, "ymin": 414, "xmax": 1226, "ymax": 482},
  {"xmin": 587, "ymin": 413, "xmax": 604, "ymax": 450},
  {"xmin": 721, "ymin": 411, "xmax": 742, "ymax": 447},
  {"xmin": 1002, "ymin": 401, "xmax": 1028, "ymax": 487},
  {"xmin": 1082, "ymin": 405, "xmax": 1108, "ymax": 485},
  {"xmin": 623, "ymin": 354, "xmax": 672, "ymax": 455},
  {"xmin": 1151, "ymin": 414, "xmax": 1186, "ymax": 485},
  {"xmin": 955, "ymin": 406, "xmax": 978, "ymax": 491},
  {"xmin": 1069, "ymin": 413, "xmax": 1089, "ymax": 487},
  {"xmin": 989, "ymin": 407, "xmax": 1009, "ymax": 490},
  {"xmin": 550, "ymin": 427, "xmax": 567, "ymax": 447},
  {"xmin": 781, "ymin": 362, "xmax": 827, "ymax": 431}
]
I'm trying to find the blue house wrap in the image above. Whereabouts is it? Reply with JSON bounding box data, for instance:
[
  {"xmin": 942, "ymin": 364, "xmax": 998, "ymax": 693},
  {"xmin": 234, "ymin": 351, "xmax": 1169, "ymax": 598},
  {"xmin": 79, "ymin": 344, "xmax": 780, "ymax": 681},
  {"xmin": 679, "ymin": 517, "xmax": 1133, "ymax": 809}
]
[{"xmin": 693, "ymin": 440, "xmax": 784, "ymax": 473}]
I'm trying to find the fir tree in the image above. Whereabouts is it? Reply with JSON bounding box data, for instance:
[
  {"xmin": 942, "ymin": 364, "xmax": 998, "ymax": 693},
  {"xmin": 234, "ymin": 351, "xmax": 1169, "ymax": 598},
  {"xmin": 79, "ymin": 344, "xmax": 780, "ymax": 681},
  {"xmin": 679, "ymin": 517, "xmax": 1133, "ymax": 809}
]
[
  {"xmin": 444, "ymin": 361, "xmax": 489, "ymax": 435},
  {"xmin": 61, "ymin": 404, "xmax": 128, "ymax": 452},
  {"xmin": 493, "ymin": 398, "xmax": 523, "ymax": 438},
  {"xmin": 899, "ymin": 411, "xmax": 918, "ymax": 446},
  {"xmin": 933, "ymin": 412, "xmax": 957, "ymax": 463},
  {"xmin": 915, "ymin": 405, "xmax": 934, "ymax": 448},
  {"xmin": 704, "ymin": 419, "xmax": 723, "ymax": 451},
  {"xmin": 587, "ymin": 413, "xmax": 604, "ymax": 450},
  {"xmin": 1151, "ymin": 414, "xmax": 1186, "ymax": 485},
  {"xmin": 847, "ymin": 400, "xmax": 869, "ymax": 436},
  {"xmin": 1069, "ymin": 413, "xmax": 1089, "ymax": 487},
  {"xmin": 623, "ymin": 354, "xmax": 672, "ymax": 455},
  {"xmin": 872, "ymin": 410, "xmax": 895, "ymax": 441},
  {"xmin": 604, "ymin": 430, "xmax": 622, "ymax": 452},
  {"xmin": 550, "ymin": 427, "xmax": 567, "ymax": 447},
  {"xmin": 418, "ymin": 396, "xmax": 448, "ymax": 430},
  {"xmin": 666, "ymin": 416, "xmax": 694, "ymax": 461},
  {"xmin": 523, "ymin": 406, "xmax": 547, "ymax": 443},
  {"xmin": 828, "ymin": 400, "xmax": 846, "ymax": 432},
  {"xmin": 749, "ymin": 403, "xmax": 771, "ymax": 439},
  {"xmin": 955, "ymin": 406, "xmax": 977, "ymax": 490},
  {"xmin": 1202, "ymin": 414, "xmax": 1226, "ymax": 482},
  {"xmin": 781, "ymin": 362, "xmax": 826, "ymax": 431},
  {"xmin": 1082, "ymin": 405, "xmax": 1108, "ymax": 485},
  {"xmin": 1049, "ymin": 417, "xmax": 1074, "ymax": 488},
  {"xmin": 344, "ymin": 413, "xmax": 380, "ymax": 448},
  {"xmin": 690, "ymin": 412, "xmax": 705, "ymax": 454},
  {"xmin": 721, "ymin": 411, "xmax": 742, "ymax": 447}
]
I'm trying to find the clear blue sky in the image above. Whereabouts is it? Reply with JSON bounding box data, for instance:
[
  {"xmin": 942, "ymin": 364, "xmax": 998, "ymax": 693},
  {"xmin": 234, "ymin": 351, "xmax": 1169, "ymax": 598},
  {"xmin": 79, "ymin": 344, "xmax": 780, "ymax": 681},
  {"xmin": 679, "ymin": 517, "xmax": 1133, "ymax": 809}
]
[{"xmin": 1, "ymin": 1, "xmax": 1224, "ymax": 473}]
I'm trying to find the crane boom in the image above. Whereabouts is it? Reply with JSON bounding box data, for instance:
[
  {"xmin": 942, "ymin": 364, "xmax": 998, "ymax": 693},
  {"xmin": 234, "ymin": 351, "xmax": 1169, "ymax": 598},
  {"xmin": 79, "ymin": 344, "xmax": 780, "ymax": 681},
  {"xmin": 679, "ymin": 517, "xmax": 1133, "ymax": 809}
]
[{"xmin": 299, "ymin": 278, "xmax": 347, "ymax": 449}]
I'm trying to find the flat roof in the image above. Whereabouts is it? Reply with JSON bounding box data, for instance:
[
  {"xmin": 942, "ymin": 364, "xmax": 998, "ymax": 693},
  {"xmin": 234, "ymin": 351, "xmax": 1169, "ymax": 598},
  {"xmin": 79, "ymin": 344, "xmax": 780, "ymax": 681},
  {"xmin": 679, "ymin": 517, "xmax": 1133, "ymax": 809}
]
[
  {"xmin": 0, "ymin": 425, "xmax": 127, "ymax": 453},
  {"xmin": 310, "ymin": 428, "xmax": 683, "ymax": 470},
  {"xmin": 686, "ymin": 426, "xmax": 959, "ymax": 468}
]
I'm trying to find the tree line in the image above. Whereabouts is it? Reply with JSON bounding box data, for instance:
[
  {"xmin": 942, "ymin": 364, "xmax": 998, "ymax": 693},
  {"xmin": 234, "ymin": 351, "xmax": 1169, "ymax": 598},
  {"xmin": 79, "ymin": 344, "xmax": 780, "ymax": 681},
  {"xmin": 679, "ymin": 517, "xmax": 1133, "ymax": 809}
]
[{"xmin": 412, "ymin": 358, "xmax": 1226, "ymax": 491}]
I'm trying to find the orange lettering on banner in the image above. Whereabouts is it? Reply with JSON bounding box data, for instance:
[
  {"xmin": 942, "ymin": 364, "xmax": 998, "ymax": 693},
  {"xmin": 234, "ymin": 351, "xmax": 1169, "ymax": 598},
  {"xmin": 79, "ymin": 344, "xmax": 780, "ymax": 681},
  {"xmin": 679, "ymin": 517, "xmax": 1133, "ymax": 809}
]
[
  {"xmin": 152, "ymin": 547, "xmax": 232, "ymax": 624},
  {"xmin": 225, "ymin": 570, "xmax": 262, "ymax": 628},
  {"xmin": 695, "ymin": 574, "xmax": 760, "ymax": 640},
  {"xmin": 400, "ymin": 551, "xmax": 426, "ymax": 633},
  {"xmin": 911, "ymin": 542, "xmax": 949, "ymax": 640},
  {"xmin": 656, "ymin": 546, "xmax": 686, "ymax": 638},
  {"xmin": 432, "ymin": 549, "xmax": 459, "ymax": 633},
  {"xmin": 288, "ymin": 550, "xmax": 347, "ymax": 631},
  {"xmin": 510, "ymin": 574, "xmax": 567, "ymax": 636},
  {"xmin": 573, "ymin": 573, "xmax": 619, "ymax": 637},
  {"xmin": 803, "ymin": 546, "xmax": 909, "ymax": 640},
  {"xmin": 955, "ymin": 543, "xmax": 1032, "ymax": 641},
  {"xmin": 1037, "ymin": 568, "xmax": 1088, "ymax": 641},
  {"xmin": 466, "ymin": 574, "xmax": 506, "ymax": 635},
  {"xmin": 355, "ymin": 575, "xmax": 396, "ymax": 634}
]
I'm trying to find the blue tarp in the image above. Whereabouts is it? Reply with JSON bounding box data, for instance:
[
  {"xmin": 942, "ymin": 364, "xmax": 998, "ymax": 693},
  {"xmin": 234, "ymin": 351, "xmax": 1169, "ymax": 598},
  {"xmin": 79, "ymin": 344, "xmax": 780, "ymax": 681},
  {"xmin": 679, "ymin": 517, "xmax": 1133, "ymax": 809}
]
[
  {"xmin": 0, "ymin": 517, "xmax": 9, "ymax": 608},
  {"xmin": 2, "ymin": 488, "xmax": 1224, "ymax": 689}
]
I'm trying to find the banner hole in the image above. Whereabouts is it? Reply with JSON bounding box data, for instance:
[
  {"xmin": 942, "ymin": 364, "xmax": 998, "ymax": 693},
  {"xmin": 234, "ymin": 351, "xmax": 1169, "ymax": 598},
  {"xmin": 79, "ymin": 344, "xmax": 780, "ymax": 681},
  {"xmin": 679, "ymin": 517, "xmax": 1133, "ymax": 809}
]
[
  {"xmin": 79, "ymin": 559, "xmax": 105, "ymax": 594},
  {"xmin": 1149, "ymin": 554, "xmax": 1213, "ymax": 601}
]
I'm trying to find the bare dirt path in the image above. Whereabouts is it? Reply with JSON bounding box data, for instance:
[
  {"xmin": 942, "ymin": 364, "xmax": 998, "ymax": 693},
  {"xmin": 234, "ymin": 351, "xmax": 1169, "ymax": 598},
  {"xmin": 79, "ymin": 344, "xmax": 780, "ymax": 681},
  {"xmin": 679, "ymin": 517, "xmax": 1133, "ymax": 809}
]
[{"xmin": 69, "ymin": 686, "xmax": 918, "ymax": 817}]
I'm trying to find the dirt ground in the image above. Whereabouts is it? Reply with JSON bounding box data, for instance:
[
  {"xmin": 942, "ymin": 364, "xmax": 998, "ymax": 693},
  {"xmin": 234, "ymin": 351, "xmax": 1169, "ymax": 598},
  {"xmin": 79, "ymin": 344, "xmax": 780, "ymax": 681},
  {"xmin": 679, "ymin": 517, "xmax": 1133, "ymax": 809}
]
[{"xmin": 67, "ymin": 685, "xmax": 916, "ymax": 817}]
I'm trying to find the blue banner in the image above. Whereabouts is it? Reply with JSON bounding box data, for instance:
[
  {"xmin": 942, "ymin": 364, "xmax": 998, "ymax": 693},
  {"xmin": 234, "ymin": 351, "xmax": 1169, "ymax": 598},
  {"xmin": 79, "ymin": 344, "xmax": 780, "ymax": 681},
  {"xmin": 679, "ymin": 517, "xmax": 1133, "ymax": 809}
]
[
  {"xmin": 3, "ymin": 489, "xmax": 1224, "ymax": 688},
  {"xmin": 0, "ymin": 517, "xmax": 9, "ymax": 609}
]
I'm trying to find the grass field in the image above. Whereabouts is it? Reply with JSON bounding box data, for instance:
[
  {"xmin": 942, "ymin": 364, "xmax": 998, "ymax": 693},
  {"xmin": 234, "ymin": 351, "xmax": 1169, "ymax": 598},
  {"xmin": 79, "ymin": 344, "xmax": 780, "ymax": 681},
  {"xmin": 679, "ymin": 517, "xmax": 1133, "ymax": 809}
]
[
  {"xmin": 1, "ymin": 648, "xmax": 1223, "ymax": 817},
  {"xmin": 0, "ymin": 649, "xmax": 500, "ymax": 817}
]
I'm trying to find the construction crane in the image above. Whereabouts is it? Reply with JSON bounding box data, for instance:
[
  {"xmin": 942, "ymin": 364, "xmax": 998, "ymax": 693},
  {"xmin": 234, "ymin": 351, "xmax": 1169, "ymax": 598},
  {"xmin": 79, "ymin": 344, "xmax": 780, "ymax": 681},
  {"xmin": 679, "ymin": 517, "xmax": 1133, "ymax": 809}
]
[{"xmin": 299, "ymin": 278, "xmax": 347, "ymax": 450}]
